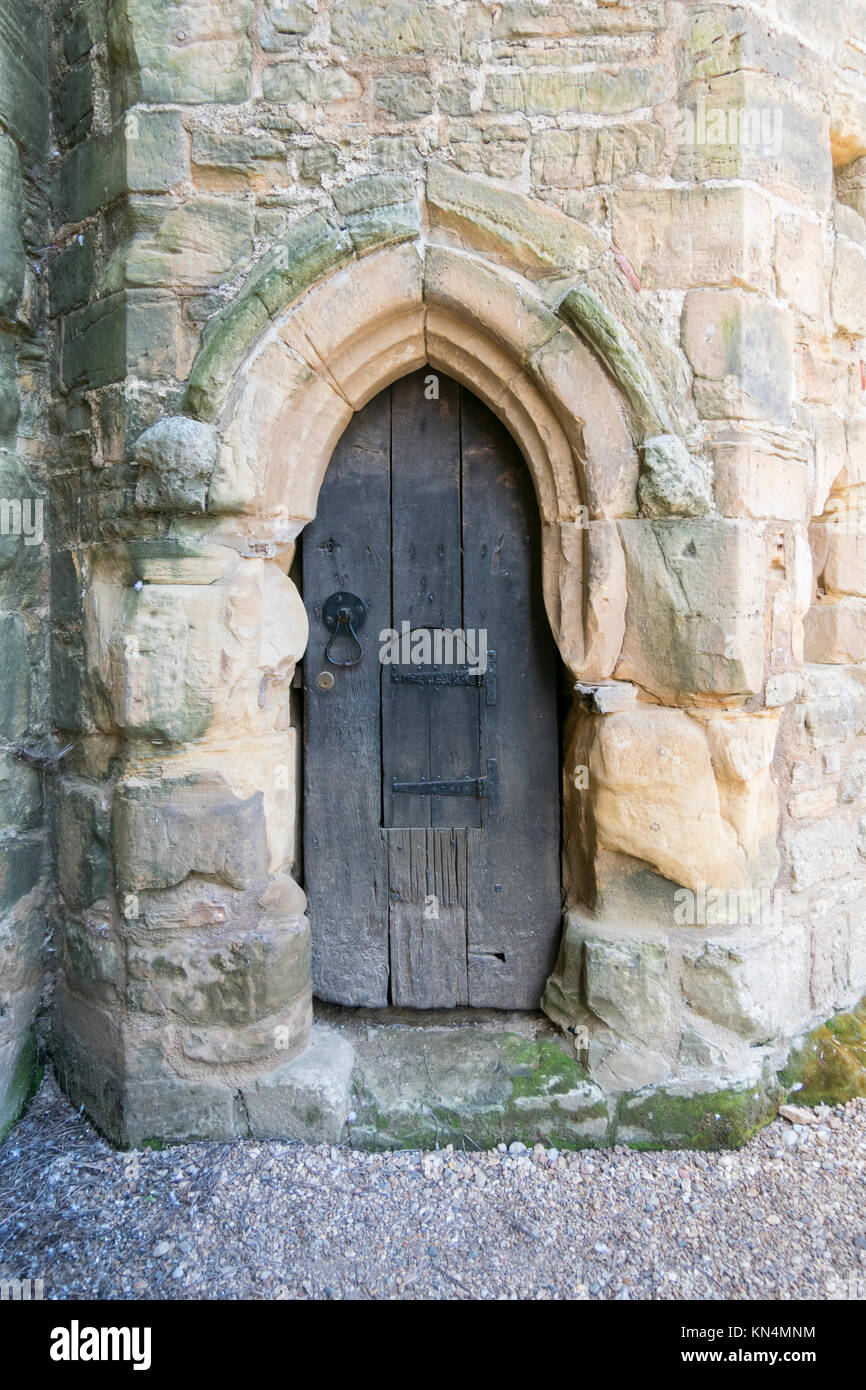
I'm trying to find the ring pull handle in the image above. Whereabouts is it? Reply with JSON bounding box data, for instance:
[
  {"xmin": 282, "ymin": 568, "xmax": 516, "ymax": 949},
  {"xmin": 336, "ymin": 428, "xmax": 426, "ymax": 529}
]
[{"xmin": 321, "ymin": 591, "xmax": 367, "ymax": 669}]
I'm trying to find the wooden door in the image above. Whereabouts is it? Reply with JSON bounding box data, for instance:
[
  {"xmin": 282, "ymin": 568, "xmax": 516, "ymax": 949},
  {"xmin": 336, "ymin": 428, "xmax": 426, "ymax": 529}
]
[{"xmin": 302, "ymin": 369, "xmax": 561, "ymax": 1009}]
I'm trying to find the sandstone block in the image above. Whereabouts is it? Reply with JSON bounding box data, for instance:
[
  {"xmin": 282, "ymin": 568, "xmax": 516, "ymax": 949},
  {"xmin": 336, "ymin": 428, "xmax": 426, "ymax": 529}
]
[
  {"xmin": 127, "ymin": 918, "xmax": 310, "ymax": 1026},
  {"xmin": 262, "ymin": 61, "xmax": 361, "ymax": 105},
  {"xmin": 486, "ymin": 65, "xmax": 667, "ymax": 116},
  {"xmin": 804, "ymin": 601, "xmax": 866, "ymax": 663},
  {"xmin": 775, "ymin": 214, "xmax": 826, "ymax": 320},
  {"xmin": 674, "ymin": 74, "xmax": 832, "ymax": 207},
  {"xmin": 712, "ymin": 431, "xmax": 810, "ymax": 521},
  {"xmin": 115, "ymin": 197, "xmax": 255, "ymax": 291},
  {"xmin": 240, "ymin": 1025, "xmax": 354, "ymax": 1142},
  {"xmin": 584, "ymin": 932, "xmax": 670, "ymax": 1050},
  {"xmin": 259, "ymin": 0, "xmax": 315, "ymax": 49},
  {"xmin": 790, "ymin": 816, "xmax": 859, "ymax": 891},
  {"xmin": 531, "ymin": 124, "xmax": 662, "ymax": 189},
  {"xmin": 682, "ymin": 931, "xmax": 810, "ymax": 1044},
  {"xmin": 0, "ymin": 133, "xmax": 25, "ymax": 321},
  {"xmin": 108, "ymin": 0, "xmax": 254, "ymax": 104},
  {"xmin": 56, "ymin": 778, "xmax": 111, "ymax": 910},
  {"xmin": 613, "ymin": 186, "xmax": 773, "ymax": 293},
  {"xmin": 426, "ymin": 160, "xmax": 604, "ymax": 276},
  {"xmin": 331, "ymin": 0, "xmax": 458, "ymax": 55},
  {"xmin": 616, "ymin": 518, "xmax": 766, "ymax": 700},
  {"xmin": 682, "ymin": 290, "xmax": 794, "ymax": 424},
  {"xmin": 590, "ymin": 707, "xmax": 748, "ymax": 891},
  {"xmin": 831, "ymin": 238, "xmax": 866, "ymax": 338}
]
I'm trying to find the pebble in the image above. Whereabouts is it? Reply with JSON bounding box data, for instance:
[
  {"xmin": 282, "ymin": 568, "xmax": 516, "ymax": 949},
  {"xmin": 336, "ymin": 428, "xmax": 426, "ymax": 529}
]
[{"xmin": 0, "ymin": 1077, "xmax": 863, "ymax": 1301}]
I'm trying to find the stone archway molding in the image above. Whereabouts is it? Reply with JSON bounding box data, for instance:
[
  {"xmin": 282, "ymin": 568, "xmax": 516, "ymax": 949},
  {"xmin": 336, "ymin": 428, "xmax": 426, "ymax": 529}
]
[{"xmin": 56, "ymin": 166, "xmax": 761, "ymax": 1148}]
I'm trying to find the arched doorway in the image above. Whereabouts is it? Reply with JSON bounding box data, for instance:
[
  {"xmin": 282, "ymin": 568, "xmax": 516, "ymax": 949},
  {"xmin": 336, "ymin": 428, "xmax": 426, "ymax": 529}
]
[{"xmin": 302, "ymin": 369, "xmax": 562, "ymax": 1010}]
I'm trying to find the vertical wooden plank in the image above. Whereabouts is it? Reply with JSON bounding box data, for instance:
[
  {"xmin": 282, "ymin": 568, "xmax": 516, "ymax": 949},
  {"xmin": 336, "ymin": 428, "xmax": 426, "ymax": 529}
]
[
  {"xmin": 302, "ymin": 391, "xmax": 391, "ymax": 1006},
  {"xmin": 384, "ymin": 369, "xmax": 465, "ymax": 828},
  {"xmin": 387, "ymin": 827, "xmax": 469, "ymax": 1006},
  {"xmin": 460, "ymin": 388, "xmax": 562, "ymax": 1008}
]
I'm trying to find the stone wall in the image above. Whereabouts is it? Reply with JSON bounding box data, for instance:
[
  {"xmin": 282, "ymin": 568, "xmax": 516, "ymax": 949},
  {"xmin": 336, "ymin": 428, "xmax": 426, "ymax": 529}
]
[
  {"xmin": 0, "ymin": 1, "xmax": 53, "ymax": 1138},
  {"xmin": 8, "ymin": 0, "xmax": 865, "ymax": 1145}
]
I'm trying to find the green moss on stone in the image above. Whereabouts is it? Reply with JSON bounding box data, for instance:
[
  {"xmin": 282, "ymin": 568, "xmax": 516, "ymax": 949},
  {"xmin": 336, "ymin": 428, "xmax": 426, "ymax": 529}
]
[
  {"xmin": 617, "ymin": 1075, "xmax": 783, "ymax": 1151},
  {"xmin": 557, "ymin": 283, "xmax": 672, "ymax": 439},
  {"xmin": 0, "ymin": 1030, "xmax": 41, "ymax": 1143},
  {"xmin": 347, "ymin": 1029, "xmax": 611, "ymax": 1152},
  {"xmin": 779, "ymin": 998, "xmax": 866, "ymax": 1106}
]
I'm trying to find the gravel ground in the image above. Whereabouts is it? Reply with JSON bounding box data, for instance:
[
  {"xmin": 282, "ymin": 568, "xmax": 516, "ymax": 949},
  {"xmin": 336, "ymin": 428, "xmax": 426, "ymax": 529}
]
[{"xmin": 0, "ymin": 1075, "xmax": 864, "ymax": 1301}]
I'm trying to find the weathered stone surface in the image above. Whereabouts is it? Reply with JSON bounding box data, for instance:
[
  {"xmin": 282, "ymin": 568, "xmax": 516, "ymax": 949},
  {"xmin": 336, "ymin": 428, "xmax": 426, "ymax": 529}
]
[
  {"xmin": 549, "ymin": 520, "xmax": 627, "ymax": 678},
  {"xmin": 588, "ymin": 707, "xmax": 748, "ymax": 891},
  {"xmin": 0, "ymin": 832, "xmax": 43, "ymax": 916},
  {"xmin": 101, "ymin": 561, "xmax": 306, "ymax": 740},
  {"xmin": 0, "ymin": 0, "xmax": 49, "ymax": 152},
  {"xmin": 0, "ymin": 753, "xmax": 39, "ymax": 831},
  {"xmin": 781, "ymin": 997, "xmax": 866, "ymax": 1105},
  {"xmin": 113, "ymin": 775, "xmax": 270, "ymax": 891},
  {"xmin": 259, "ymin": 0, "xmax": 315, "ymax": 49},
  {"xmin": 241, "ymin": 1026, "xmax": 354, "ymax": 1142},
  {"xmin": 375, "ymin": 74, "xmax": 434, "ymax": 119},
  {"xmin": 813, "ymin": 525, "xmax": 866, "ymax": 598},
  {"xmin": 217, "ymin": 337, "xmax": 352, "ymax": 515},
  {"xmin": 61, "ymin": 291, "xmax": 180, "ymax": 391},
  {"xmin": 712, "ymin": 430, "xmax": 810, "ymax": 521},
  {"xmin": 836, "ymin": 156, "xmax": 866, "ymax": 221},
  {"xmin": 112, "ymin": 198, "xmax": 255, "ymax": 291},
  {"xmin": 186, "ymin": 211, "xmax": 354, "ymax": 421},
  {"xmin": 426, "ymin": 160, "xmax": 604, "ymax": 275},
  {"xmin": 487, "ymin": 65, "xmax": 666, "ymax": 116},
  {"xmin": 613, "ymin": 187, "xmax": 773, "ymax": 293},
  {"xmin": 56, "ymin": 778, "xmax": 111, "ymax": 910},
  {"xmin": 804, "ymin": 601, "xmax": 866, "ymax": 663},
  {"xmin": 134, "ymin": 416, "xmax": 218, "ymax": 513},
  {"xmin": 699, "ymin": 710, "xmax": 781, "ymax": 888},
  {"xmin": 0, "ymin": 133, "xmax": 24, "ymax": 321},
  {"xmin": 798, "ymin": 665, "xmax": 866, "ymax": 748},
  {"xmin": 682, "ymin": 932, "xmax": 810, "ymax": 1045},
  {"xmin": 775, "ymin": 214, "xmax": 826, "ymax": 319},
  {"xmin": 347, "ymin": 1025, "xmax": 609, "ymax": 1150},
  {"xmin": 682, "ymin": 291, "xmax": 794, "ymax": 424},
  {"xmin": 616, "ymin": 1074, "xmax": 782, "ymax": 1150},
  {"xmin": 831, "ymin": 238, "xmax": 866, "ymax": 337},
  {"xmin": 127, "ymin": 918, "xmax": 310, "ymax": 1025},
  {"xmin": 556, "ymin": 284, "xmax": 672, "ymax": 438},
  {"xmin": 0, "ymin": 333, "xmax": 17, "ymax": 439},
  {"xmin": 674, "ymin": 74, "xmax": 832, "ymax": 206},
  {"xmin": 331, "ymin": 0, "xmax": 459, "ymax": 55},
  {"xmin": 790, "ymin": 816, "xmax": 859, "ymax": 891},
  {"xmin": 531, "ymin": 124, "xmax": 662, "ymax": 188},
  {"xmin": 616, "ymin": 519, "xmax": 766, "ymax": 699},
  {"xmin": 638, "ymin": 435, "xmax": 711, "ymax": 518},
  {"xmin": 584, "ymin": 932, "xmax": 670, "ymax": 1050},
  {"xmin": 531, "ymin": 329, "xmax": 639, "ymax": 518},
  {"xmin": 0, "ymin": 1031, "xmax": 38, "ymax": 1143},
  {"xmin": 279, "ymin": 240, "xmax": 424, "ymax": 406},
  {"xmin": 331, "ymin": 174, "xmax": 420, "ymax": 254},
  {"xmin": 424, "ymin": 244, "xmax": 559, "ymax": 363},
  {"xmin": 56, "ymin": 59, "xmax": 93, "ymax": 145},
  {"xmin": 108, "ymin": 0, "xmax": 254, "ymax": 104},
  {"xmin": 0, "ymin": 612, "xmax": 30, "ymax": 739},
  {"xmin": 262, "ymin": 61, "xmax": 361, "ymax": 105},
  {"xmin": 56, "ymin": 111, "xmax": 189, "ymax": 225},
  {"xmin": 49, "ymin": 231, "xmax": 95, "ymax": 317}
]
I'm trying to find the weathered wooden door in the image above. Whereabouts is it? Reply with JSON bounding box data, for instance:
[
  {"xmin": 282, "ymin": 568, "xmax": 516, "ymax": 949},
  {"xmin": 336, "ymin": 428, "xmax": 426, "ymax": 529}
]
[{"xmin": 302, "ymin": 370, "xmax": 560, "ymax": 1009}]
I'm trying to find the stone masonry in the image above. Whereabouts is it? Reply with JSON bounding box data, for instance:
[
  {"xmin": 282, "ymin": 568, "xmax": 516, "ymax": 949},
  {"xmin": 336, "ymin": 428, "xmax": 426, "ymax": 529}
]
[{"xmin": 0, "ymin": 0, "xmax": 865, "ymax": 1146}]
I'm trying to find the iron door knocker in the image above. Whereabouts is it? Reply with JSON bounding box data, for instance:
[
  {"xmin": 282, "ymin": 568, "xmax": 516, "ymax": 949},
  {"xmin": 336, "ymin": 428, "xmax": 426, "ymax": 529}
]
[{"xmin": 321, "ymin": 591, "xmax": 367, "ymax": 667}]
